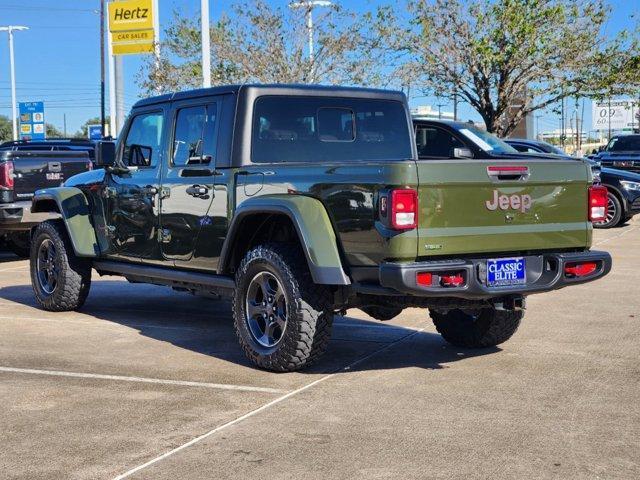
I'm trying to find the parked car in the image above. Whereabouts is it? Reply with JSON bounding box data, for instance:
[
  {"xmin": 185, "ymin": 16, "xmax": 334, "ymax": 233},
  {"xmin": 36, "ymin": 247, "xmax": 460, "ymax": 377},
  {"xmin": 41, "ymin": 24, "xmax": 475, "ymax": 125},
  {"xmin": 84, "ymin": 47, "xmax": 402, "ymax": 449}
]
[
  {"xmin": 0, "ymin": 146, "xmax": 92, "ymax": 257},
  {"xmin": 505, "ymin": 138, "xmax": 566, "ymax": 156},
  {"xmin": 504, "ymin": 138, "xmax": 640, "ymax": 228},
  {"xmin": 591, "ymin": 134, "xmax": 640, "ymax": 173},
  {"xmin": 28, "ymin": 85, "xmax": 610, "ymax": 372}
]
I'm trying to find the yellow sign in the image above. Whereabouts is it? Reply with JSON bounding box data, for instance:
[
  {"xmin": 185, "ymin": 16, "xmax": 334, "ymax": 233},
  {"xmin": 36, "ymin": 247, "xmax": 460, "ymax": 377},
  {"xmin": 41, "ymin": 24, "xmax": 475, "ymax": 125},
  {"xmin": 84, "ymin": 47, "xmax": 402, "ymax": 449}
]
[
  {"xmin": 108, "ymin": 0, "xmax": 154, "ymax": 33},
  {"xmin": 112, "ymin": 28, "xmax": 155, "ymax": 55}
]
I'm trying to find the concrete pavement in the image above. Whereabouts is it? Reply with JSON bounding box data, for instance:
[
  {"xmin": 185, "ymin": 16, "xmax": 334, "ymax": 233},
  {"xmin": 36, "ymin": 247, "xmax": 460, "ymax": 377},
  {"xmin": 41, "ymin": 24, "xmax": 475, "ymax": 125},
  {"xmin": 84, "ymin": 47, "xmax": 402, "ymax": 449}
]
[{"xmin": 0, "ymin": 220, "xmax": 638, "ymax": 479}]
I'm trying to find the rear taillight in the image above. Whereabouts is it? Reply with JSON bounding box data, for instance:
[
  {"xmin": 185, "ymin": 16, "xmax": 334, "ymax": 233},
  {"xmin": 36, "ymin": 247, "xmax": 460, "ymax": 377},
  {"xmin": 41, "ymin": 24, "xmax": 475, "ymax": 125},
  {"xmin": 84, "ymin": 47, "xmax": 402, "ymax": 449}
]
[
  {"xmin": 565, "ymin": 262, "xmax": 598, "ymax": 278},
  {"xmin": 390, "ymin": 188, "xmax": 417, "ymax": 230},
  {"xmin": 588, "ymin": 185, "xmax": 607, "ymax": 222},
  {"xmin": 0, "ymin": 161, "xmax": 14, "ymax": 190}
]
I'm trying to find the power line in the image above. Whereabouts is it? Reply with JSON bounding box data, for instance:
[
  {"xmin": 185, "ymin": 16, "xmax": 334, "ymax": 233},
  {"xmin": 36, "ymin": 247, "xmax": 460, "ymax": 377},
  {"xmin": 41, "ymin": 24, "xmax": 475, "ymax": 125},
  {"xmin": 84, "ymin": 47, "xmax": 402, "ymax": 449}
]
[{"xmin": 0, "ymin": 5, "xmax": 97, "ymax": 13}]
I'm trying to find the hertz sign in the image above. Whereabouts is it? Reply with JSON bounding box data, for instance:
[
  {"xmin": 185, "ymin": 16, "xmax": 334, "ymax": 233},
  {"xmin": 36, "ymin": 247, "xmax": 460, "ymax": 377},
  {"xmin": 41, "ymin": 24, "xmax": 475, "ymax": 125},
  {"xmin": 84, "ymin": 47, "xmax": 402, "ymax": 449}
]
[{"xmin": 108, "ymin": 0, "xmax": 155, "ymax": 55}]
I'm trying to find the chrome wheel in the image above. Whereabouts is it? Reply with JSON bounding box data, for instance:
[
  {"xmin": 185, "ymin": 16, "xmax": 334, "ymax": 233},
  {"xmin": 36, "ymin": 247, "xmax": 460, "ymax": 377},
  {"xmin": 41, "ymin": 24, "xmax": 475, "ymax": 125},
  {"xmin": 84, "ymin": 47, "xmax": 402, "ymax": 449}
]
[
  {"xmin": 36, "ymin": 238, "xmax": 58, "ymax": 295},
  {"xmin": 595, "ymin": 195, "xmax": 618, "ymax": 226},
  {"xmin": 604, "ymin": 196, "xmax": 617, "ymax": 224},
  {"xmin": 245, "ymin": 271, "xmax": 287, "ymax": 348}
]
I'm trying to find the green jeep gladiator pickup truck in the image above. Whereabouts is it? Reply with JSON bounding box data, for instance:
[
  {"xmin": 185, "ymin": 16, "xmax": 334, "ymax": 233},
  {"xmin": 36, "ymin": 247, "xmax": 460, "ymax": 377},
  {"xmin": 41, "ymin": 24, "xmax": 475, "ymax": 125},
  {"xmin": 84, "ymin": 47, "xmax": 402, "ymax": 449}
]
[{"xmin": 28, "ymin": 85, "xmax": 611, "ymax": 372}]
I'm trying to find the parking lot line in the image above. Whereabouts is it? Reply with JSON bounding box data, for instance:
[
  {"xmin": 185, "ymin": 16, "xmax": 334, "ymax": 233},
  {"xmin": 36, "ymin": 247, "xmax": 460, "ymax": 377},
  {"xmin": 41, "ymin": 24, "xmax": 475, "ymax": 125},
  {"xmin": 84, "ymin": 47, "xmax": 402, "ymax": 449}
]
[
  {"xmin": 112, "ymin": 326, "xmax": 425, "ymax": 480},
  {"xmin": 594, "ymin": 225, "xmax": 639, "ymax": 245},
  {"xmin": 0, "ymin": 366, "xmax": 285, "ymax": 394}
]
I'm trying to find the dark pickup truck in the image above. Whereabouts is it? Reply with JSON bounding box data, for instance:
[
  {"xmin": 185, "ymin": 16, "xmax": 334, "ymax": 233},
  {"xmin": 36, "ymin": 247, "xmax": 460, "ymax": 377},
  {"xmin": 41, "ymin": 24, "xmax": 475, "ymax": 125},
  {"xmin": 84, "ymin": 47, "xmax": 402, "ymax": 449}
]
[{"xmin": 0, "ymin": 147, "xmax": 92, "ymax": 256}]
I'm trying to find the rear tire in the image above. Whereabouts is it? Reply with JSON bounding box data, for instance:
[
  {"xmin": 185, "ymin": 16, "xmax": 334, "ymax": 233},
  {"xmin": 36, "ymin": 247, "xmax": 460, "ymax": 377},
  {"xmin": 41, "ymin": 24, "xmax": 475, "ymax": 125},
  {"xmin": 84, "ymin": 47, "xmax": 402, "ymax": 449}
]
[
  {"xmin": 430, "ymin": 308, "xmax": 523, "ymax": 348},
  {"xmin": 594, "ymin": 192, "xmax": 622, "ymax": 228},
  {"xmin": 30, "ymin": 220, "xmax": 91, "ymax": 312},
  {"xmin": 233, "ymin": 243, "xmax": 334, "ymax": 372}
]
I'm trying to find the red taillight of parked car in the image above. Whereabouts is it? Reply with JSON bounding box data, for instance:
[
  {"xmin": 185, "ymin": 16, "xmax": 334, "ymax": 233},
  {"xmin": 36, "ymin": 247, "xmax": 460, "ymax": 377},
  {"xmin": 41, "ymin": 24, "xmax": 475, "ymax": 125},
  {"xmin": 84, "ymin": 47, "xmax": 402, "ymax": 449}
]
[
  {"xmin": 565, "ymin": 262, "xmax": 598, "ymax": 278},
  {"xmin": 0, "ymin": 161, "xmax": 14, "ymax": 190},
  {"xmin": 390, "ymin": 188, "xmax": 418, "ymax": 230},
  {"xmin": 588, "ymin": 185, "xmax": 608, "ymax": 222}
]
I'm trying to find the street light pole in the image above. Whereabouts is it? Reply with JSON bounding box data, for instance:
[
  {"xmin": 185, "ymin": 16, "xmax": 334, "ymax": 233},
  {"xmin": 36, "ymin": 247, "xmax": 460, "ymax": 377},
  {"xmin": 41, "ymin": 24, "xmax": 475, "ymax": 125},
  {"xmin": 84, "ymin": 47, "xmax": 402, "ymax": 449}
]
[
  {"xmin": 201, "ymin": 0, "xmax": 211, "ymax": 88},
  {"xmin": 289, "ymin": 1, "xmax": 333, "ymax": 83},
  {"xmin": 0, "ymin": 26, "xmax": 29, "ymax": 141}
]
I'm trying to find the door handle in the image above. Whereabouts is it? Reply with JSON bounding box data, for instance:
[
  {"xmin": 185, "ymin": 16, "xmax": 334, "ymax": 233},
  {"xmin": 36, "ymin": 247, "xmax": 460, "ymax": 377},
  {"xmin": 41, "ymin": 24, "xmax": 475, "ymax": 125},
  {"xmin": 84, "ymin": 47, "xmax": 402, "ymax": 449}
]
[
  {"xmin": 186, "ymin": 184, "xmax": 210, "ymax": 198},
  {"xmin": 142, "ymin": 185, "xmax": 158, "ymax": 196}
]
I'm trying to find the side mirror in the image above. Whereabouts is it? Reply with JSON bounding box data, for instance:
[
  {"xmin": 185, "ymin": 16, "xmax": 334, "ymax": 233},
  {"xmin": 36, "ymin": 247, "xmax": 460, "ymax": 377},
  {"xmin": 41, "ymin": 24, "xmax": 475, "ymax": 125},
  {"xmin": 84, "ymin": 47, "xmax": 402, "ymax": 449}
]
[
  {"xmin": 94, "ymin": 141, "xmax": 116, "ymax": 167},
  {"xmin": 452, "ymin": 147, "xmax": 474, "ymax": 159}
]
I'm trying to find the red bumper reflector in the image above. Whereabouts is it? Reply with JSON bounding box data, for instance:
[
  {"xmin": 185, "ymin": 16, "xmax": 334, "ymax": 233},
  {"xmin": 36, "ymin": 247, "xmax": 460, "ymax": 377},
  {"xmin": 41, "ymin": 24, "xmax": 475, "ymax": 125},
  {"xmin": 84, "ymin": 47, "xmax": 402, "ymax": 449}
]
[
  {"xmin": 440, "ymin": 273, "xmax": 465, "ymax": 287},
  {"xmin": 416, "ymin": 272, "xmax": 433, "ymax": 286},
  {"xmin": 565, "ymin": 262, "xmax": 597, "ymax": 277}
]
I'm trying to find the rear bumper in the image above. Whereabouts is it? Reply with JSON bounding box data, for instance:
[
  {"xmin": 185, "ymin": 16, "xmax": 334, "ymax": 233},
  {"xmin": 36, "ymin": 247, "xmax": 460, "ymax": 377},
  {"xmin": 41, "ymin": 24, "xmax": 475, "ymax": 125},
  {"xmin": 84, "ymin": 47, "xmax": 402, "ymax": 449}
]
[
  {"xmin": 376, "ymin": 251, "xmax": 612, "ymax": 300},
  {"xmin": 0, "ymin": 200, "xmax": 59, "ymax": 231}
]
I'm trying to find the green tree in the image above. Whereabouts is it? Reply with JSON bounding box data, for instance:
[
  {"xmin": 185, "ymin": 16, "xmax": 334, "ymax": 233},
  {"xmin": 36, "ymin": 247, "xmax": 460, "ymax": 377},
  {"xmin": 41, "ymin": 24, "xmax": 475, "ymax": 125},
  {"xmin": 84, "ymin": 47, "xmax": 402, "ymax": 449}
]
[
  {"xmin": 386, "ymin": 0, "xmax": 639, "ymax": 136},
  {"xmin": 0, "ymin": 115, "xmax": 12, "ymax": 143},
  {"xmin": 46, "ymin": 123, "xmax": 64, "ymax": 138},
  {"xmin": 137, "ymin": 0, "xmax": 389, "ymax": 93}
]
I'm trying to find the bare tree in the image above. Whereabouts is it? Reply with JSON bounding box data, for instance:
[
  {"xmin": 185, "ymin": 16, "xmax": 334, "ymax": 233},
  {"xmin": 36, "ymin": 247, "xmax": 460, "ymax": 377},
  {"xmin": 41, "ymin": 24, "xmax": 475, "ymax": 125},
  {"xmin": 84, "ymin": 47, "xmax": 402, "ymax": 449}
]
[{"xmin": 137, "ymin": 0, "xmax": 389, "ymax": 94}]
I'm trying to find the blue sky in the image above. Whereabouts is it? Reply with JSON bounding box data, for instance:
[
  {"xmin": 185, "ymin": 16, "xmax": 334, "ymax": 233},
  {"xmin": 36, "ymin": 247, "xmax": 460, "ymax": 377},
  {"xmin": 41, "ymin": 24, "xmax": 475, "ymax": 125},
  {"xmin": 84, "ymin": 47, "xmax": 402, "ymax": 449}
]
[{"xmin": 0, "ymin": 0, "xmax": 637, "ymax": 136}]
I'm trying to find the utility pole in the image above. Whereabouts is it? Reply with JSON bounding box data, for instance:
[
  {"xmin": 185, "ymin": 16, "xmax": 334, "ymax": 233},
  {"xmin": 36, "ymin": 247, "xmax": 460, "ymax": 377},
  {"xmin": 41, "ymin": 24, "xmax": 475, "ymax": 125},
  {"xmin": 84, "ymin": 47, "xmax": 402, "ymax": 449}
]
[
  {"xmin": 201, "ymin": 0, "xmax": 211, "ymax": 88},
  {"xmin": 560, "ymin": 97, "xmax": 565, "ymax": 149},
  {"xmin": 63, "ymin": 113, "xmax": 67, "ymax": 137},
  {"xmin": 453, "ymin": 92, "xmax": 458, "ymax": 122},
  {"xmin": 0, "ymin": 26, "xmax": 29, "ymax": 141},
  {"xmin": 289, "ymin": 1, "xmax": 333, "ymax": 83},
  {"xmin": 608, "ymin": 97, "xmax": 612, "ymax": 141},
  {"xmin": 535, "ymin": 115, "xmax": 541, "ymax": 140},
  {"xmin": 100, "ymin": 0, "xmax": 106, "ymax": 137}
]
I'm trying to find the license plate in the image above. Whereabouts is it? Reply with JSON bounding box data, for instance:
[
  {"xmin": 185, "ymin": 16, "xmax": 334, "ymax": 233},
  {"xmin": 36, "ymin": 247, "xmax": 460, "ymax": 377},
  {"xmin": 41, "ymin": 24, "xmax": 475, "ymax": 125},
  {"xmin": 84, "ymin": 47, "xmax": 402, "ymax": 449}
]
[
  {"xmin": 487, "ymin": 257, "xmax": 526, "ymax": 287},
  {"xmin": 46, "ymin": 172, "xmax": 62, "ymax": 181}
]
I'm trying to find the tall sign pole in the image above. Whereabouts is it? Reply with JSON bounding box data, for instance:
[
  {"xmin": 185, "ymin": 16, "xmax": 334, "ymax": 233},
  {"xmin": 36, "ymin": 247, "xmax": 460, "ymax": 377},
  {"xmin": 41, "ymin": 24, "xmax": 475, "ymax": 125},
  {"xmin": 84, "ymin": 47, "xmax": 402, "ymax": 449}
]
[
  {"xmin": 107, "ymin": 6, "xmax": 117, "ymax": 136},
  {"xmin": 0, "ymin": 26, "xmax": 29, "ymax": 141},
  {"xmin": 201, "ymin": 0, "xmax": 211, "ymax": 88},
  {"xmin": 107, "ymin": 0, "xmax": 158, "ymax": 136},
  {"xmin": 153, "ymin": 0, "xmax": 160, "ymax": 92},
  {"xmin": 100, "ymin": 0, "xmax": 106, "ymax": 137}
]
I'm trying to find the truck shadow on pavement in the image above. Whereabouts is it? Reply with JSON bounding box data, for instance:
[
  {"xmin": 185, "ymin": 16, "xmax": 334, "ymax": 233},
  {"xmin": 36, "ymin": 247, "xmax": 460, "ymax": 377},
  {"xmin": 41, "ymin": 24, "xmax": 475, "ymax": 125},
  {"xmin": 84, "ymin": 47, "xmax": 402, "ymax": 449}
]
[{"xmin": 0, "ymin": 279, "xmax": 499, "ymax": 374}]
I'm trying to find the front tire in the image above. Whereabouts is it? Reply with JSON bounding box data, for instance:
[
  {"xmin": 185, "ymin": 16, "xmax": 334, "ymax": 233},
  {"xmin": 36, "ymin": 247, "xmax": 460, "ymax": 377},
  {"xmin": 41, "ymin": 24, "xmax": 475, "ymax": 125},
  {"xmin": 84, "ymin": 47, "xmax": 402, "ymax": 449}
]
[
  {"xmin": 430, "ymin": 308, "xmax": 523, "ymax": 348},
  {"xmin": 30, "ymin": 220, "xmax": 91, "ymax": 312},
  {"xmin": 233, "ymin": 243, "xmax": 334, "ymax": 372}
]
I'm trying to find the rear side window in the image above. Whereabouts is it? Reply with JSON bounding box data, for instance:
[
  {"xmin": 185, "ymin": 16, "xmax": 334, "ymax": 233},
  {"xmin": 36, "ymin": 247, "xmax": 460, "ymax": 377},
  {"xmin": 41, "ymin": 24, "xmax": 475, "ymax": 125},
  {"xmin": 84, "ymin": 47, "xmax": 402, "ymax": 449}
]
[
  {"xmin": 252, "ymin": 96, "xmax": 412, "ymax": 163},
  {"xmin": 172, "ymin": 104, "xmax": 217, "ymax": 166}
]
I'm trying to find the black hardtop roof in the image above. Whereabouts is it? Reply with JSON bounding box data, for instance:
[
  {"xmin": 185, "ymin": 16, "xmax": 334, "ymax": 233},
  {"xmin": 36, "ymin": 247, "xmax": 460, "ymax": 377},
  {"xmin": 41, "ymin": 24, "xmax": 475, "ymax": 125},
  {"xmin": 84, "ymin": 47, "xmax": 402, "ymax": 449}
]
[{"xmin": 132, "ymin": 83, "xmax": 406, "ymax": 109}]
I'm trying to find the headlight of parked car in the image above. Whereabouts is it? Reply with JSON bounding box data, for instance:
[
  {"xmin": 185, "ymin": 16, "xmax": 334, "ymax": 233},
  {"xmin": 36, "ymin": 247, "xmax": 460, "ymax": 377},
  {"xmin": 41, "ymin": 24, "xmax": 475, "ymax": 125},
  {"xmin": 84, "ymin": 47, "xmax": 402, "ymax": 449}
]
[{"xmin": 621, "ymin": 180, "xmax": 640, "ymax": 191}]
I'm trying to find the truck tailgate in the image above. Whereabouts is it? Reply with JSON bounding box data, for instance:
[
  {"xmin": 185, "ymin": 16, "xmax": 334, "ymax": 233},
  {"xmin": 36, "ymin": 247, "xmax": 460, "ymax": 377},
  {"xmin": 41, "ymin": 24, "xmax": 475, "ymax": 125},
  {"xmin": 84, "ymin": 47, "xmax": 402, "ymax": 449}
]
[
  {"xmin": 416, "ymin": 158, "xmax": 592, "ymax": 257},
  {"xmin": 11, "ymin": 151, "xmax": 90, "ymax": 201}
]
